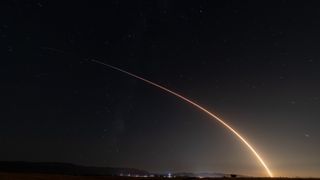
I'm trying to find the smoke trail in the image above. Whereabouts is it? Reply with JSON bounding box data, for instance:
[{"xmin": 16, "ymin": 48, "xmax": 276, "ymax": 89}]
[{"xmin": 91, "ymin": 59, "xmax": 273, "ymax": 177}]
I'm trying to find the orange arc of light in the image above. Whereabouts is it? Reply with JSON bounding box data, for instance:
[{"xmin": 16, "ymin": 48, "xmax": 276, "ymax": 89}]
[{"xmin": 91, "ymin": 59, "xmax": 273, "ymax": 177}]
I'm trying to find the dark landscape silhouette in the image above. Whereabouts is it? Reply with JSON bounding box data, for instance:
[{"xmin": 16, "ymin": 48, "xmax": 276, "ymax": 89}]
[{"xmin": 0, "ymin": 161, "xmax": 319, "ymax": 180}]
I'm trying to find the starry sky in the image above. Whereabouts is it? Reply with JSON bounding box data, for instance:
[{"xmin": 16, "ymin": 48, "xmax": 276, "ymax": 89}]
[{"xmin": 1, "ymin": 0, "xmax": 320, "ymax": 177}]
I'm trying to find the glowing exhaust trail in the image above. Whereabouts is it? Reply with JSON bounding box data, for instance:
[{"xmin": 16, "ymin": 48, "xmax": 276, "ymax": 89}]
[{"xmin": 91, "ymin": 59, "xmax": 273, "ymax": 177}]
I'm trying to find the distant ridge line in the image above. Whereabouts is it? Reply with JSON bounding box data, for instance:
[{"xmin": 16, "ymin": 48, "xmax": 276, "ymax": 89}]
[{"xmin": 0, "ymin": 161, "xmax": 149, "ymax": 176}]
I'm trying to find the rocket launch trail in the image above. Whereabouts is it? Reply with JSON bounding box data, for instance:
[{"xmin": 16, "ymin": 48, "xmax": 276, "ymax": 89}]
[{"xmin": 91, "ymin": 59, "xmax": 273, "ymax": 177}]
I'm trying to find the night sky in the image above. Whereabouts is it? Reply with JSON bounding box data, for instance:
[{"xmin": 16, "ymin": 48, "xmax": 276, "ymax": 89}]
[{"xmin": 1, "ymin": 0, "xmax": 320, "ymax": 177}]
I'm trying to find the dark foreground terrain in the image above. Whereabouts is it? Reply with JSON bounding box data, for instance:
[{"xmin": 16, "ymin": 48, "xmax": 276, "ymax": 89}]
[
  {"xmin": 0, "ymin": 173, "xmax": 319, "ymax": 180},
  {"xmin": 0, "ymin": 162, "xmax": 318, "ymax": 180}
]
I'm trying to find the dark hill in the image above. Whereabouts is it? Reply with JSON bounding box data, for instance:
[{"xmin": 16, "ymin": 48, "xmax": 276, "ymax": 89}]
[{"xmin": 0, "ymin": 161, "xmax": 149, "ymax": 176}]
